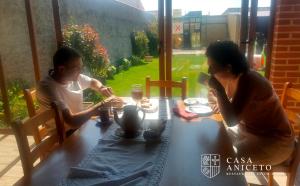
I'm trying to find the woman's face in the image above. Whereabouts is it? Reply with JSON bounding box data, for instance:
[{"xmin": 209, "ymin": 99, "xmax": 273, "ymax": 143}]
[
  {"xmin": 65, "ymin": 58, "xmax": 83, "ymax": 81},
  {"xmin": 207, "ymin": 57, "xmax": 232, "ymax": 81},
  {"xmin": 58, "ymin": 58, "xmax": 83, "ymax": 82}
]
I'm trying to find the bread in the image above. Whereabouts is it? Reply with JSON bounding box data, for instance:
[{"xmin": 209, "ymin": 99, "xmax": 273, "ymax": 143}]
[
  {"xmin": 101, "ymin": 96, "xmax": 124, "ymax": 108},
  {"xmin": 141, "ymin": 98, "xmax": 150, "ymax": 104},
  {"xmin": 141, "ymin": 103, "xmax": 152, "ymax": 108}
]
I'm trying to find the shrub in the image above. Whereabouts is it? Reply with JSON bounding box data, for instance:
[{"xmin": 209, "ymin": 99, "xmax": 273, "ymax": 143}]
[
  {"xmin": 107, "ymin": 65, "xmax": 117, "ymax": 79},
  {"xmin": 146, "ymin": 20, "xmax": 159, "ymax": 57},
  {"xmin": 0, "ymin": 80, "xmax": 30, "ymax": 127},
  {"xmin": 123, "ymin": 60, "xmax": 131, "ymax": 71},
  {"xmin": 83, "ymin": 89, "xmax": 103, "ymax": 103},
  {"xmin": 116, "ymin": 58, "xmax": 131, "ymax": 71},
  {"xmin": 130, "ymin": 31, "xmax": 149, "ymax": 58},
  {"xmin": 117, "ymin": 65, "xmax": 124, "ymax": 73},
  {"xmin": 128, "ymin": 55, "xmax": 144, "ymax": 66}
]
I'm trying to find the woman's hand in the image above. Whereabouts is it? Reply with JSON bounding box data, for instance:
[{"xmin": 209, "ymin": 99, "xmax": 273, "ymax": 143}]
[
  {"xmin": 211, "ymin": 104, "xmax": 220, "ymax": 113},
  {"xmin": 100, "ymin": 86, "xmax": 113, "ymax": 97},
  {"xmin": 95, "ymin": 96, "xmax": 124, "ymax": 109},
  {"xmin": 208, "ymin": 89, "xmax": 220, "ymax": 113},
  {"xmin": 208, "ymin": 76, "xmax": 225, "ymax": 93}
]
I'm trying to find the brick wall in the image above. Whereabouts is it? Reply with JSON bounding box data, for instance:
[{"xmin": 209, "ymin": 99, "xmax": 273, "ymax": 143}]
[{"xmin": 269, "ymin": 0, "xmax": 300, "ymax": 110}]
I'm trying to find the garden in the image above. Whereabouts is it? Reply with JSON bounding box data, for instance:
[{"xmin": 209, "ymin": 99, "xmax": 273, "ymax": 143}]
[
  {"xmin": 0, "ymin": 21, "xmax": 208, "ymax": 128},
  {"xmin": 106, "ymin": 54, "xmax": 208, "ymax": 97}
]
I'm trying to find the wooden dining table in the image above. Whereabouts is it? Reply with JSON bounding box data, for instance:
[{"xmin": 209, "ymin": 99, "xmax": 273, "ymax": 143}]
[{"xmin": 16, "ymin": 98, "xmax": 247, "ymax": 186}]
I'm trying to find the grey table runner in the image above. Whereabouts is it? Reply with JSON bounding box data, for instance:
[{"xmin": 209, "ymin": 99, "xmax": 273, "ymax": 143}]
[{"xmin": 59, "ymin": 99, "xmax": 172, "ymax": 186}]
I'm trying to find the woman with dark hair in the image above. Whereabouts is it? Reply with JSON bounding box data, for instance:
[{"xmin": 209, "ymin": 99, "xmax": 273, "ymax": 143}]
[{"xmin": 205, "ymin": 41, "xmax": 294, "ymax": 165}]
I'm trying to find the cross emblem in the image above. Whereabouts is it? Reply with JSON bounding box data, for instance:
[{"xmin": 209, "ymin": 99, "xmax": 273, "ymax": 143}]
[
  {"xmin": 175, "ymin": 25, "xmax": 181, "ymax": 32},
  {"xmin": 211, "ymin": 155, "xmax": 219, "ymax": 166}
]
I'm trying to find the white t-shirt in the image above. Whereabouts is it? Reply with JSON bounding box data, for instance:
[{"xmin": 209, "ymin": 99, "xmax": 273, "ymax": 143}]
[{"xmin": 37, "ymin": 74, "xmax": 92, "ymax": 114}]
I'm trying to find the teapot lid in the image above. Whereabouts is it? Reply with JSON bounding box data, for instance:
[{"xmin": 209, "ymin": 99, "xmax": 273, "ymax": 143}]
[{"xmin": 123, "ymin": 105, "xmax": 138, "ymax": 110}]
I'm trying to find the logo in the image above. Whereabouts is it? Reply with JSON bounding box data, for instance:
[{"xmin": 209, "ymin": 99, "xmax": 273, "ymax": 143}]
[{"xmin": 201, "ymin": 154, "xmax": 220, "ymax": 178}]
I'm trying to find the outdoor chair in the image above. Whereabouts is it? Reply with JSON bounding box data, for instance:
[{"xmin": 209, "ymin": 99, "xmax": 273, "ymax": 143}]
[
  {"xmin": 23, "ymin": 88, "xmax": 93, "ymax": 143},
  {"xmin": 145, "ymin": 76, "xmax": 187, "ymax": 100},
  {"xmin": 23, "ymin": 88, "xmax": 48, "ymax": 143},
  {"xmin": 267, "ymin": 118, "xmax": 300, "ymax": 186},
  {"xmin": 281, "ymin": 82, "xmax": 300, "ymax": 137},
  {"xmin": 267, "ymin": 82, "xmax": 300, "ymax": 186},
  {"xmin": 11, "ymin": 102, "xmax": 64, "ymax": 176}
]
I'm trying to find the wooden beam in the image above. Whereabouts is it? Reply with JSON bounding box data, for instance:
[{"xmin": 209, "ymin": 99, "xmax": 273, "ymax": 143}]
[
  {"xmin": 247, "ymin": 0, "xmax": 258, "ymax": 68},
  {"xmin": 0, "ymin": 57, "xmax": 11, "ymax": 125},
  {"xmin": 24, "ymin": 0, "xmax": 40, "ymax": 82},
  {"xmin": 158, "ymin": 0, "xmax": 165, "ymax": 97},
  {"xmin": 52, "ymin": 0, "xmax": 63, "ymax": 48},
  {"xmin": 240, "ymin": 0, "xmax": 249, "ymax": 54},
  {"xmin": 265, "ymin": 0, "xmax": 277, "ymax": 79},
  {"xmin": 165, "ymin": 0, "xmax": 172, "ymax": 97}
]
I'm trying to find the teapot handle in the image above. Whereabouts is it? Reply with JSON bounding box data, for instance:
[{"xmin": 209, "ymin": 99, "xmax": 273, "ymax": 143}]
[
  {"xmin": 138, "ymin": 107, "xmax": 146, "ymax": 122},
  {"xmin": 113, "ymin": 109, "xmax": 121, "ymax": 126}
]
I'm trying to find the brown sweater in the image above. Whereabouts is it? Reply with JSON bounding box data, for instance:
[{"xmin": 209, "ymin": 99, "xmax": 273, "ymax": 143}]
[{"xmin": 231, "ymin": 71, "xmax": 293, "ymax": 138}]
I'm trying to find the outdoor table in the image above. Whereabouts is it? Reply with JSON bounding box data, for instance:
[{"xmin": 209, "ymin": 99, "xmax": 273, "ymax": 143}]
[{"xmin": 16, "ymin": 98, "xmax": 247, "ymax": 186}]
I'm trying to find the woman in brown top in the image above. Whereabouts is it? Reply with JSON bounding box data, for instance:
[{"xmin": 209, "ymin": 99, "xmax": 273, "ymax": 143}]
[{"xmin": 206, "ymin": 41, "xmax": 294, "ymax": 165}]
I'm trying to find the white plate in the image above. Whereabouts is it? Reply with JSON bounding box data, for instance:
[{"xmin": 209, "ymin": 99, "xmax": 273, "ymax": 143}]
[
  {"xmin": 185, "ymin": 105, "xmax": 213, "ymax": 115},
  {"xmin": 197, "ymin": 98, "xmax": 209, "ymax": 105},
  {"xmin": 184, "ymin": 98, "xmax": 209, "ymax": 105},
  {"xmin": 184, "ymin": 98, "xmax": 199, "ymax": 105}
]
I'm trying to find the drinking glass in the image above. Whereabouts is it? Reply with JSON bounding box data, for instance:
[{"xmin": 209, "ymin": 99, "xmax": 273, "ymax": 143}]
[{"xmin": 131, "ymin": 84, "xmax": 143, "ymax": 106}]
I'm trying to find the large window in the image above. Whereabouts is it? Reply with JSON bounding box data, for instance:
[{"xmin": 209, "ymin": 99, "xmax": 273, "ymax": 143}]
[
  {"xmin": 169, "ymin": 0, "xmax": 271, "ymax": 98},
  {"xmin": 171, "ymin": 1, "xmax": 237, "ymax": 98}
]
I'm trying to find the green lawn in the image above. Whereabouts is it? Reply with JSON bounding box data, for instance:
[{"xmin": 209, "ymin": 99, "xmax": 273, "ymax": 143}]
[{"xmin": 106, "ymin": 54, "xmax": 209, "ymax": 97}]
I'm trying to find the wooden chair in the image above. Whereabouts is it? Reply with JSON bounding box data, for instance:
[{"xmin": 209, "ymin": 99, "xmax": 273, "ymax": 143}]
[
  {"xmin": 267, "ymin": 82, "xmax": 300, "ymax": 186},
  {"xmin": 281, "ymin": 82, "xmax": 300, "ymax": 136},
  {"xmin": 11, "ymin": 103, "xmax": 64, "ymax": 176},
  {"xmin": 23, "ymin": 88, "xmax": 47, "ymax": 143},
  {"xmin": 267, "ymin": 118, "xmax": 300, "ymax": 186},
  {"xmin": 23, "ymin": 88, "xmax": 90, "ymax": 142},
  {"xmin": 23, "ymin": 89, "xmax": 40, "ymax": 117},
  {"xmin": 145, "ymin": 76, "xmax": 187, "ymax": 100}
]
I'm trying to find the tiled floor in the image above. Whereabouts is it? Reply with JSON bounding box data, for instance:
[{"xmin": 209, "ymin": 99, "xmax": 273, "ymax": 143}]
[
  {"xmin": 0, "ymin": 133, "xmax": 298, "ymax": 186},
  {"xmin": 0, "ymin": 134, "xmax": 35, "ymax": 186}
]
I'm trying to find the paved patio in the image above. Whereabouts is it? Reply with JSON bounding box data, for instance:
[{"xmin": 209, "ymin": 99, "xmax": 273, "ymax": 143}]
[{"xmin": 0, "ymin": 133, "xmax": 34, "ymax": 186}]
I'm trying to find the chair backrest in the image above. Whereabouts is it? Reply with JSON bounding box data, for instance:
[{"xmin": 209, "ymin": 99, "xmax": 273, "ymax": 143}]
[
  {"xmin": 145, "ymin": 76, "xmax": 187, "ymax": 100},
  {"xmin": 281, "ymin": 82, "xmax": 300, "ymax": 136},
  {"xmin": 23, "ymin": 88, "xmax": 38, "ymax": 117},
  {"xmin": 23, "ymin": 88, "xmax": 50, "ymax": 143},
  {"xmin": 12, "ymin": 105, "xmax": 64, "ymax": 176},
  {"xmin": 51, "ymin": 102, "xmax": 66, "ymax": 144}
]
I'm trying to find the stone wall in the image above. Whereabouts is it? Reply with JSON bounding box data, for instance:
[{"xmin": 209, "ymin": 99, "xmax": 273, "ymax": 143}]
[
  {"xmin": 0, "ymin": 0, "xmax": 37, "ymax": 84},
  {"xmin": 0, "ymin": 0, "xmax": 151, "ymax": 85},
  {"xmin": 59, "ymin": 0, "xmax": 151, "ymax": 64}
]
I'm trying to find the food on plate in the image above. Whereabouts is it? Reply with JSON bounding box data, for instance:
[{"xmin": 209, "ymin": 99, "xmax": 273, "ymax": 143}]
[
  {"xmin": 141, "ymin": 102, "xmax": 152, "ymax": 108},
  {"xmin": 141, "ymin": 97, "xmax": 150, "ymax": 104},
  {"xmin": 101, "ymin": 96, "xmax": 125, "ymax": 109}
]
